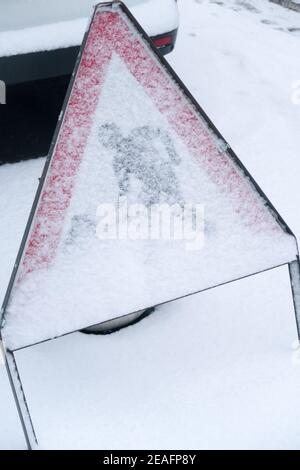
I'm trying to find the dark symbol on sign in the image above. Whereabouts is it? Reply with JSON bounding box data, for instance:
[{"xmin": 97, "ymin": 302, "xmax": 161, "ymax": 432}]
[
  {"xmin": 99, "ymin": 123, "xmax": 183, "ymax": 206},
  {"xmin": 66, "ymin": 214, "xmax": 96, "ymax": 247}
]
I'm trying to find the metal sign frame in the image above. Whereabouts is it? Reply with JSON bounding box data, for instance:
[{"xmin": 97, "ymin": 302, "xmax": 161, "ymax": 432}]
[{"xmin": 1, "ymin": 1, "xmax": 300, "ymax": 449}]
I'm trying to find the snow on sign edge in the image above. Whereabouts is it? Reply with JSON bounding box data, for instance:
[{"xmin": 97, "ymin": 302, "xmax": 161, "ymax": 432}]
[{"xmin": 0, "ymin": 1, "xmax": 298, "ymax": 351}]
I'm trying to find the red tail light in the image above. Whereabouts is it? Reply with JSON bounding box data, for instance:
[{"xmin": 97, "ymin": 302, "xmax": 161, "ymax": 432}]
[{"xmin": 153, "ymin": 35, "xmax": 173, "ymax": 48}]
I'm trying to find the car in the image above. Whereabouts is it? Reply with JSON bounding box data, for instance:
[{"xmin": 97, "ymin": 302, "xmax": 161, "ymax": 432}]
[
  {"xmin": 0, "ymin": 0, "xmax": 179, "ymax": 162},
  {"xmin": 0, "ymin": 0, "xmax": 179, "ymax": 86}
]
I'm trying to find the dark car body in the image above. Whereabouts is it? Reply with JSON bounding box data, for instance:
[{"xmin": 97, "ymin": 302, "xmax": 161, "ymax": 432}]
[{"xmin": 0, "ymin": 0, "xmax": 179, "ymax": 162}]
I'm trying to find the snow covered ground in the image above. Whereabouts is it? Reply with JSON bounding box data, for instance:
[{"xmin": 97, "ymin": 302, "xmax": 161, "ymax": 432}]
[{"xmin": 1, "ymin": 0, "xmax": 300, "ymax": 449}]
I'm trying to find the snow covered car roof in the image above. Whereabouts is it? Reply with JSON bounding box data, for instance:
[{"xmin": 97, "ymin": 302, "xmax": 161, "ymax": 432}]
[{"xmin": 0, "ymin": 0, "xmax": 179, "ymax": 57}]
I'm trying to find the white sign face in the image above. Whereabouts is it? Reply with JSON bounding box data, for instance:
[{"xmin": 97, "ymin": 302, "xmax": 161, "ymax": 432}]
[{"xmin": 1, "ymin": 3, "xmax": 297, "ymax": 351}]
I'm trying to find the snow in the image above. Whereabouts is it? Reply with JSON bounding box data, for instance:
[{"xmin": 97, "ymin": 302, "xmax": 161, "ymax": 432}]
[
  {"xmin": 0, "ymin": 18, "xmax": 88, "ymax": 58},
  {"xmin": 11, "ymin": 267, "xmax": 300, "ymax": 450},
  {"xmin": 1, "ymin": 0, "xmax": 300, "ymax": 450},
  {"xmin": 0, "ymin": 0, "xmax": 179, "ymax": 57},
  {"xmin": 0, "ymin": 159, "xmax": 44, "ymax": 309},
  {"xmin": 1, "ymin": 6, "xmax": 297, "ymax": 351}
]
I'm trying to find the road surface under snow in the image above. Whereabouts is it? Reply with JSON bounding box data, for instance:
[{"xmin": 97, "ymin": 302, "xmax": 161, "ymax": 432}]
[{"xmin": 0, "ymin": 0, "xmax": 300, "ymax": 449}]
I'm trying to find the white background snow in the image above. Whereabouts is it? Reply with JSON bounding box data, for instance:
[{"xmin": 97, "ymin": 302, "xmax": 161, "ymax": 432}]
[{"xmin": 1, "ymin": 0, "xmax": 300, "ymax": 449}]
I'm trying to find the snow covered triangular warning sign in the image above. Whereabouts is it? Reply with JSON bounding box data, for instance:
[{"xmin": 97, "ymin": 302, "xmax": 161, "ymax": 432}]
[{"xmin": 1, "ymin": 1, "xmax": 299, "ymax": 353}]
